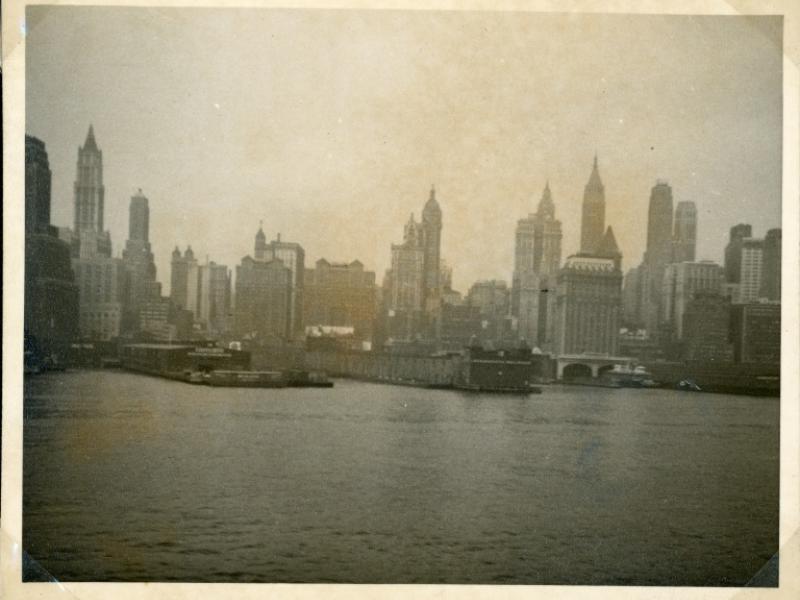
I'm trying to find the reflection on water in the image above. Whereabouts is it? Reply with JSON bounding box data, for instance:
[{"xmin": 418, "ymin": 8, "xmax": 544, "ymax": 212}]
[{"xmin": 23, "ymin": 371, "xmax": 778, "ymax": 585}]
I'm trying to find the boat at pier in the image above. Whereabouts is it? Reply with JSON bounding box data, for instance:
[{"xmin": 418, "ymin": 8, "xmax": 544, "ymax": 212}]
[{"xmin": 204, "ymin": 370, "xmax": 287, "ymax": 388}]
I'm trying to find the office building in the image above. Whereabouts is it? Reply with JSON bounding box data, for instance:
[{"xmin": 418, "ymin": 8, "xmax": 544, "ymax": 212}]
[{"xmin": 304, "ymin": 258, "xmax": 378, "ymax": 343}]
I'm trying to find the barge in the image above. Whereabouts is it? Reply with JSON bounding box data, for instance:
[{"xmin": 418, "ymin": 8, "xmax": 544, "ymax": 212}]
[{"xmin": 120, "ymin": 342, "xmax": 333, "ymax": 388}]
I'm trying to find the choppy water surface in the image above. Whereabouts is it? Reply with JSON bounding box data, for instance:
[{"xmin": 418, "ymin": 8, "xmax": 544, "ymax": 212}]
[{"xmin": 23, "ymin": 371, "xmax": 778, "ymax": 585}]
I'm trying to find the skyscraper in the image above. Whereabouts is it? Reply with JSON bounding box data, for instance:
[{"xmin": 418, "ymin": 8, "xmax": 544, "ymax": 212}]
[
  {"xmin": 72, "ymin": 125, "xmax": 111, "ymax": 258},
  {"xmin": 25, "ymin": 135, "xmax": 53, "ymax": 235},
  {"xmin": 512, "ymin": 182, "xmax": 562, "ymax": 348},
  {"xmin": 384, "ymin": 187, "xmax": 445, "ymax": 344},
  {"xmin": 662, "ymin": 261, "xmax": 724, "ymax": 339},
  {"xmin": 24, "ymin": 135, "xmax": 80, "ymax": 358},
  {"xmin": 672, "ymin": 201, "xmax": 697, "ymax": 263},
  {"xmin": 580, "ymin": 155, "xmax": 605, "ymax": 254},
  {"xmin": 170, "ymin": 245, "xmax": 197, "ymax": 310},
  {"xmin": 738, "ymin": 238, "xmax": 764, "ymax": 304},
  {"xmin": 724, "ymin": 224, "xmax": 753, "ymax": 283},
  {"xmin": 256, "ymin": 231, "xmax": 306, "ymax": 339},
  {"xmin": 304, "ymin": 259, "xmax": 378, "ymax": 344},
  {"xmin": 554, "ymin": 251, "xmax": 622, "ymax": 356},
  {"xmin": 68, "ymin": 127, "xmax": 124, "ymax": 339},
  {"xmin": 644, "ymin": 181, "xmax": 674, "ymax": 269},
  {"xmin": 640, "ymin": 180, "xmax": 675, "ymax": 335},
  {"xmin": 121, "ymin": 189, "xmax": 161, "ymax": 334},
  {"xmin": 760, "ymin": 228, "xmax": 781, "ymax": 302},
  {"xmin": 235, "ymin": 254, "xmax": 292, "ymax": 341},
  {"xmin": 421, "ymin": 186, "xmax": 442, "ymax": 312}
]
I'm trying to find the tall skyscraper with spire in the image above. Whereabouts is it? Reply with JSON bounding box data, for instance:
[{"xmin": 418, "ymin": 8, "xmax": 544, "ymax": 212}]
[
  {"xmin": 580, "ymin": 155, "xmax": 606, "ymax": 254},
  {"xmin": 69, "ymin": 126, "xmax": 125, "ymax": 340},
  {"xmin": 512, "ymin": 182, "xmax": 563, "ymax": 348},
  {"xmin": 383, "ymin": 186, "xmax": 445, "ymax": 345},
  {"xmin": 421, "ymin": 185, "xmax": 443, "ymax": 313},
  {"xmin": 73, "ymin": 125, "xmax": 111, "ymax": 257}
]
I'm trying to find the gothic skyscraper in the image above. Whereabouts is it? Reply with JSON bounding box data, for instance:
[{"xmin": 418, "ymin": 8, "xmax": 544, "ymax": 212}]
[
  {"xmin": 382, "ymin": 187, "xmax": 445, "ymax": 345},
  {"xmin": 512, "ymin": 182, "xmax": 563, "ymax": 348},
  {"xmin": 72, "ymin": 125, "xmax": 111, "ymax": 257},
  {"xmin": 580, "ymin": 155, "xmax": 606, "ymax": 254},
  {"xmin": 421, "ymin": 185, "xmax": 443, "ymax": 312}
]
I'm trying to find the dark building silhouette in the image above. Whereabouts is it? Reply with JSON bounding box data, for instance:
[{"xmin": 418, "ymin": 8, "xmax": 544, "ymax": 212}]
[
  {"xmin": 760, "ymin": 228, "xmax": 781, "ymax": 302},
  {"xmin": 170, "ymin": 245, "xmax": 197, "ymax": 310},
  {"xmin": 121, "ymin": 189, "xmax": 162, "ymax": 334},
  {"xmin": 438, "ymin": 304, "xmax": 483, "ymax": 351},
  {"xmin": 730, "ymin": 303, "xmax": 780, "ymax": 364},
  {"xmin": 554, "ymin": 230, "xmax": 623, "ymax": 356},
  {"xmin": 681, "ymin": 291, "xmax": 734, "ymax": 363},
  {"xmin": 512, "ymin": 182, "xmax": 562, "ymax": 349},
  {"xmin": 24, "ymin": 135, "xmax": 80, "ymax": 360},
  {"xmin": 468, "ymin": 280, "xmax": 510, "ymax": 344},
  {"xmin": 724, "ymin": 223, "xmax": 753, "ymax": 284},
  {"xmin": 304, "ymin": 258, "xmax": 378, "ymax": 344},
  {"xmin": 25, "ymin": 135, "xmax": 53, "ymax": 235},
  {"xmin": 579, "ymin": 155, "xmax": 605, "ymax": 254}
]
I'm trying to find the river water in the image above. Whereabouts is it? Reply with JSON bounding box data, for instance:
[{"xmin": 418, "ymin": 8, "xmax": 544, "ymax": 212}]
[{"xmin": 22, "ymin": 370, "xmax": 778, "ymax": 585}]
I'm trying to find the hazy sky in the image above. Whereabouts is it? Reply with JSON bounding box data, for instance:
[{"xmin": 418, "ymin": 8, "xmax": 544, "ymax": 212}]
[{"xmin": 26, "ymin": 7, "xmax": 782, "ymax": 293}]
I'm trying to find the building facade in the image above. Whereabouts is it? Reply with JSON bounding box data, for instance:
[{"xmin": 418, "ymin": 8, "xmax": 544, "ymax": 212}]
[
  {"xmin": 235, "ymin": 253, "xmax": 292, "ymax": 341},
  {"xmin": 304, "ymin": 259, "xmax": 377, "ymax": 343},
  {"xmin": 760, "ymin": 228, "xmax": 781, "ymax": 302},
  {"xmin": 738, "ymin": 238, "xmax": 764, "ymax": 304},
  {"xmin": 468, "ymin": 280, "xmax": 510, "ymax": 344},
  {"xmin": 730, "ymin": 303, "xmax": 780, "ymax": 364},
  {"xmin": 672, "ymin": 201, "xmax": 698, "ymax": 263},
  {"xmin": 681, "ymin": 291, "xmax": 734, "ymax": 363},
  {"xmin": 662, "ymin": 261, "xmax": 724, "ymax": 339},
  {"xmin": 554, "ymin": 249, "xmax": 622, "ymax": 356}
]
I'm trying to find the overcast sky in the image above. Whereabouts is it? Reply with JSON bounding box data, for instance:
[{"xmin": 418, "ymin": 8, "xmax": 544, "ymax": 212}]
[{"xmin": 26, "ymin": 7, "xmax": 782, "ymax": 293}]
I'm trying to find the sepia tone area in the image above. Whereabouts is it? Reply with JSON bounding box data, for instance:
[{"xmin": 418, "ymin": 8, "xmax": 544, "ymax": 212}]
[{"xmin": 22, "ymin": 6, "xmax": 780, "ymax": 586}]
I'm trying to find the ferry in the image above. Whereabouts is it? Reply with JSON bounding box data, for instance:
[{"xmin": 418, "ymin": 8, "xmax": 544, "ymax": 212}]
[
  {"xmin": 604, "ymin": 363, "xmax": 660, "ymax": 388},
  {"xmin": 286, "ymin": 369, "xmax": 335, "ymax": 388},
  {"xmin": 204, "ymin": 370, "xmax": 287, "ymax": 388}
]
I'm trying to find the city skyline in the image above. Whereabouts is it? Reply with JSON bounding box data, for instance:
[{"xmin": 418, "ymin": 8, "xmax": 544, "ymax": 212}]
[{"xmin": 26, "ymin": 8, "xmax": 782, "ymax": 294}]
